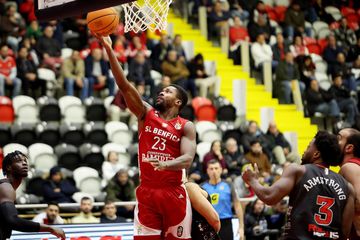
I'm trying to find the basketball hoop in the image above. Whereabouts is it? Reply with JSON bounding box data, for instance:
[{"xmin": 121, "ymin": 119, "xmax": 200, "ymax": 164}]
[{"xmin": 122, "ymin": 0, "xmax": 172, "ymax": 33}]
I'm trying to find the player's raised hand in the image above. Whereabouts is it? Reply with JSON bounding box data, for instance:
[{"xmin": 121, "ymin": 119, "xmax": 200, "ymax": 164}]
[
  {"xmin": 242, "ymin": 163, "xmax": 259, "ymax": 184},
  {"xmin": 143, "ymin": 158, "xmax": 166, "ymax": 171},
  {"xmin": 90, "ymin": 30, "xmax": 112, "ymax": 50}
]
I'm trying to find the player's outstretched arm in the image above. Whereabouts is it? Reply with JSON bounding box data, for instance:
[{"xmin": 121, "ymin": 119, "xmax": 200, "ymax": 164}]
[
  {"xmin": 185, "ymin": 182, "xmax": 221, "ymax": 232},
  {"xmin": 242, "ymin": 163, "xmax": 303, "ymax": 205},
  {"xmin": 0, "ymin": 183, "xmax": 65, "ymax": 239},
  {"xmin": 94, "ymin": 33, "xmax": 147, "ymax": 119},
  {"xmin": 342, "ymin": 182, "xmax": 355, "ymax": 239}
]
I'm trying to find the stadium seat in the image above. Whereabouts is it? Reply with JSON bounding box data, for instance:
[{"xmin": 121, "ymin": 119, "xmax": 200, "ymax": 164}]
[
  {"xmin": 191, "ymin": 97, "xmax": 213, "ymax": 114},
  {"xmin": 314, "ymin": 60, "xmax": 328, "ymax": 73},
  {"xmin": 73, "ymin": 166, "xmax": 99, "ymax": 188},
  {"xmin": 109, "ymin": 129, "xmax": 133, "ymax": 148},
  {"xmin": 59, "ymin": 96, "xmax": 86, "ymax": 124},
  {"xmin": 217, "ymin": 105, "xmax": 237, "ymax": 122},
  {"xmin": 37, "ymin": 96, "xmax": 61, "ymax": 122},
  {"xmin": 11, "ymin": 123, "xmax": 36, "ymax": 147},
  {"xmin": 306, "ymin": 43, "xmax": 322, "ymax": 55},
  {"xmin": 28, "ymin": 143, "xmax": 54, "ymax": 164},
  {"xmin": 341, "ymin": 7, "xmax": 355, "ymax": 16},
  {"xmin": 3, "ymin": 143, "xmax": 28, "ymax": 156},
  {"xmin": 61, "ymin": 47, "xmax": 73, "ymax": 60},
  {"xmin": 195, "ymin": 121, "xmax": 217, "ymax": 139},
  {"xmin": 150, "ymin": 70, "xmax": 163, "ymax": 86},
  {"xmin": 196, "ymin": 141, "xmax": 211, "ymax": 162},
  {"xmin": 348, "ymin": 21, "xmax": 359, "ymax": 30},
  {"xmin": 196, "ymin": 104, "xmax": 217, "ymax": 122},
  {"xmin": 117, "ymin": 152, "xmax": 131, "ymax": 167},
  {"xmin": 55, "ymin": 143, "xmax": 81, "ymax": 171},
  {"xmin": 182, "ymin": 40, "xmax": 195, "ymax": 61},
  {"xmin": 79, "ymin": 143, "xmax": 105, "ymax": 171},
  {"xmin": 316, "ymin": 27, "xmax": 331, "ymax": 39},
  {"xmin": 317, "ymin": 39, "xmax": 328, "ymax": 52},
  {"xmin": 179, "ymin": 104, "xmax": 195, "ymax": 121},
  {"xmin": 0, "ymin": 124, "xmax": 11, "ymax": 147},
  {"xmin": 105, "ymin": 121, "xmax": 129, "ymax": 137},
  {"xmin": 84, "ymin": 97, "xmax": 107, "ymax": 122},
  {"xmin": 0, "ymin": 96, "xmax": 14, "ymax": 123},
  {"xmin": 274, "ymin": 6, "xmax": 286, "ymax": 22},
  {"xmin": 36, "ymin": 122, "xmax": 61, "ymax": 147},
  {"xmin": 60, "ymin": 123, "xmax": 85, "ymax": 147},
  {"xmin": 83, "ymin": 122, "xmax": 108, "ymax": 146},
  {"xmin": 12, "ymin": 95, "xmax": 38, "ymax": 124},
  {"xmin": 303, "ymin": 37, "xmax": 317, "ymax": 45},
  {"xmin": 37, "ymin": 68, "xmax": 58, "ymax": 96},
  {"xmin": 199, "ymin": 129, "xmax": 222, "ymax": 143},
  {"xmin": 78, "ymin": 176, "xmax": 102, "ymax": 198},
  {"xmin": 310, "ymin": 53, "xmax": 323, "ymax": 62},
  {"xmin": 312, "ymin": 21, "xmax": 329, "ymax": 36},
  {"xmin": 274, "ymin": 0, "xmax": 289, "ymax": 6},
  {"xmin": 28, "ymin": 143, "xmax": 57, "ymax": 172},
  {"xmin": 102, "ymin": 143, "xmax": 127, "ymax": 158}
]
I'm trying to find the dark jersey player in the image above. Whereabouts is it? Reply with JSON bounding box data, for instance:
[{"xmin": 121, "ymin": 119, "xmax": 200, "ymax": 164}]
[
  {"xmin": 0, "ymin": 151, "xmax": 65, "ymax": 240},
  {"xmin": 242, "ymin": 131, "xmax": 355, "ymax": 239},
  {"xmin": 93, "ymin": 34, "xmax": 196, "ymax": 240}
]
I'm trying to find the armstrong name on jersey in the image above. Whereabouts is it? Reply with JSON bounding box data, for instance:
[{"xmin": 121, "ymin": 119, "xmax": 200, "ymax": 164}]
[{"xmin": 303, "ymin": 176, "xmax": 347, "ymax": 200}]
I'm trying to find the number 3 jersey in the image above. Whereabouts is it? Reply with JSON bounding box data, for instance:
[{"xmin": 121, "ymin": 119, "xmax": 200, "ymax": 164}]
[
  {"xmin": 138, "ymin": 109, "xmax": 188, "ymax": 187},
  {"xmin": 283, "ymin": 164, "xmax": 349, "ymax": 240}
]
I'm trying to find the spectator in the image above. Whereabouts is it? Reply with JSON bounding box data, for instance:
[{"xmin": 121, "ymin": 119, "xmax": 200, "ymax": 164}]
[
  {"xmin": 201, "ymin": 159, "xmax": 244, "ymax": 240},
  {"xmin": 334, "ymin": 17, "xmax": 357, "ymax": 52},
  {"xmin": 84, "ymin": 48, "xmax": 115, "ymax": 96},
  {"xmin": 150, "ymin": 34, "xmax": 172, "ymax": 72},
  {"xmin": 305, "ymin": 79, "xmax": 340, "ymax": 118},
  {"xmin": 229, "ymin": 16, "xmax": 249, "ymax": 64},
  {"xmin": 275, "ymin": 51, "xmax": 305, "ymax": 104},
  {"xmin": 329, "ymin": 74, "xmax": 358, "ymax": 127},
  {"xmin": 127, "ymin": 35, "xmax": 149, "ymax": 61},
  {"xmin": 330, "ymin": 52, "xmax": 357, "ymax": 92},
  {"xmin": 20, "ymin": 37, "xmax": 40, "ymax": 66},
  {"xmin": 188, "ymin": 53, "xmax": 208, "ymax": 80},
  {"xmin": 285, "ymin": 2, "xmax": 309, "ymax": 41},
  {"xmin": 233, "ymin": 164, "xmax": 255, "ymax": 200},
  {"xmin": 161, "ymin": 50, "xmax": 196, "ymax": 97},
  {"xmin": 61, "ymin": 50, "xmax": 89, "ymax": 100},
  {"xmin": 228, "ymin": 0, "xmax": 250, "ymax": 21},
  {"xmin": 127, "ymin": 51, "xmax": 154, "ymax": 95},
  {"xmin": 43, "ymin": 166, "xmax": 78, "ymax": 203},
  {"xmin": 352, "ymin": 56, "xmax": 360, "ymax": 82},
  {"xmin": 298, "ymin": 55, "xmax": 316, "ymax": 88},
  {"xmin": 248, "ymin": 15, "xmax": 272, "ymax": 42},
  {"xmin": 240, "ymin": 120, "xmax": 271, "ymax": 155},
  {"xmin": 266, "ymin": 121, "xmax": 301, "ymax": 165},
  {"xmin": 272, "ymin": 33, "xmax": 290, "ymax": 66},
  {"xmin": 347, "ymin": 38, "xmax": 360, "ymax": 63},
  {"xmin": 323, "ymin": 35, "xmax": 344, "ymax": 70},
  {"xmin": 289, "ymin": 35, "xmax": 309, "ymax": 60},
  {"xmin": 35, "ymin": 25, "xmax": 62, "ymax": 71},
  {"xmin": 25, "ymin": 20, "xmax": 42, "ymax": 45},
  {"xmin": 105, "ymin": 169, "xmax": 135, "ymax": 219},
  {"xmin": 102, "ymin": 151, "xmax": 128, "ymax": 183},
  {"xmin": 208, "ymin": 1, "xmax": 231, "ymax": 41},
  {"xmin": 251, "ymin": 33, "xmax": 273, "ymax": 73},
  {"xmin": 0, "ymin": 4, "xmax": 26, "ymax": 52},
  {"xmin": 172, "ymin": 34, "xmax": 186, "ymax": 61},
  {"xmin": 71, "ymin": 197, "xmax": 99, "ymax": 223},
  {"xmin": 244, "ymin": 198, "xmax": 270, "ymax": 240},
  {"xmin": 16, "ymin": 46, "xmax": 45, "ymax": 97},
  {"xmin": 265, "ymin": 199, "xmax": 288, "ymax": 239},
  {"xmin": 202, "ymin": 140, "xmax": 228, "ymax": 176},
  {"xmin": 153, "ymin": 75, "xmax": 171, "ymax": 101},
  {"xmin": 244, "ymin": 140, "xmax": 272, "ymax": 183},
  {"xmin": 100, "ymin": 201, "xmax": 126, "ymax": 223},
  {"xmin": 224, "ymin": 137, "xmax": 246, "ymax": 178},
  {"xmin": 0, "ymin": 44, "xmax": 21, "ymax": 97},
  {"xmin": 113, "ymin": 35, "xmax": 127, "ymax": 66},
  {"xmin": 32, "ymin": 202, "xmax": 64, "ymax": 224}
]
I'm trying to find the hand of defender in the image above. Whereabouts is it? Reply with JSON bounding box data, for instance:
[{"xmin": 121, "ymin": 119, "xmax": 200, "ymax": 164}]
[
  {"xmin": 50, "ymin": 226, "xmax": 66, "ymax": 240},
  {"xmin": 242, "ymin": 163, "xmax": 259, "ymax": 184},
  {"xmin": 90, "ymin": 30, "xmax": 112, "ymax": 50},
  {"xmin": 143, "ymin": 158, "xmax": 167, "ymax": 171}
]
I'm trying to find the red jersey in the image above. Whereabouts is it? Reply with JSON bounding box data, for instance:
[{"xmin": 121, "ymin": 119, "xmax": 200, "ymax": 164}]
[
  {"xmin": 138, "ymin": 109, "xmax": 188, "ymax": 187},
  {"xmin": 0, "ymin": 56, "xmax": 15, "ymax": 77}
]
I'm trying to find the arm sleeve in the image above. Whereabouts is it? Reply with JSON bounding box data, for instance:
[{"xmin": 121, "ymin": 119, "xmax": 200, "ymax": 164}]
[{"xmin": 0, "ymin": 202, "xmax": 40, "ymax": 232}]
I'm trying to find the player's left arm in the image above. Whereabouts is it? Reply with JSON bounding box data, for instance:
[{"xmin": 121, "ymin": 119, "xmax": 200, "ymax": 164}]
[
  {"xmin": 342, "ymin": 182, "xmax": 355, "ymax": 239},
  {"xmin": 232, "ymin": 184, "xmax": 244, "ymax": 240},
  {"xmin": 340, "ymin": 164, "xmax": 360, "ymax": 216},
  {"xmin": 146, "ymin": 121, "xmax": 196, "ymax": 171}
]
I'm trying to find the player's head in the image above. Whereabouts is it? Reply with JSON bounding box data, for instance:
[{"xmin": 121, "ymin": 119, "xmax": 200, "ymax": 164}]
[
  {"xmin": 80, "ymin": 197, "xmax": 94, "ymax": 214},
  {"xmin": 155, "ymin": 84, "xmax": 188, "ymax": 113},
  {"xmin": 301, "ymin": 131, "xmax": 341, "ymax": 166},
  {"xmin": 337, "ymin": 128, "xmax": 360, "ymax": 157},
  {"xmin": 2, "ymin": 151, "xmax": 28, "ymax": 177},
  {"xmin": 340, "ymin": 130, "xmax": 360, "ymax": 159},
  {"xmin": 46, "ymin": 202, "xmax": 60, "ymax": 222}
]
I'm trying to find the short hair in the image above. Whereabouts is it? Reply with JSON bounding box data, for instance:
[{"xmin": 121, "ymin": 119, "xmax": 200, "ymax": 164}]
[
  {"xmin": 81, "ymin": 196, "xmax": 92, "ymax": 203},
  {"xmin": 250, "ymin": 140, "xmax": 260, "ymax": 146},
  {"xmin": 345, "ymin": 133, "xmax": 360, "ymax": 158},
  {"xmin": 170, "ymin": 84, "xmax": 188, "ymax": 111},
  {"xmin": 2, "ymin": 151, "xmax": 27, "ymax": 176},
  {"xmin": 104, "ymin": 200, "xmax": 115, "ymax": 206},
  {"xmin": 314, "ymin": 131, "xmax": 341, "ymax": 166},
  {"xmin": 207, "ymin": 159, "xmax": 221, "ymax": 167},
  {"xmin": 47, "ymin": 202, "xmax": 60, "ymax": 209}
]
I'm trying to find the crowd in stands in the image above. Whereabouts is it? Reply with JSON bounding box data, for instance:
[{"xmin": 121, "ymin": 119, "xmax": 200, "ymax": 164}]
[{"xmin": 0, "ymin": 0, "xmax": 359, "ymax": 239}]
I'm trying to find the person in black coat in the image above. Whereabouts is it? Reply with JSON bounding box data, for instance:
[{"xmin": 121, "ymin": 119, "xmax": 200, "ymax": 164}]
[
  {"xmin": 100, "ymin": 201, "xmax": 126, "ymax": 223},
  {"xmin": 127, "ymin": 52, "xmax": 154, "ymax": 96},
  {"xmin": 150, "ymin": 34, "xmax": 172, "ymax": 72},
  {"xmin": 43, "ymin": 166, "xmax": 78, "ymax": 203}
]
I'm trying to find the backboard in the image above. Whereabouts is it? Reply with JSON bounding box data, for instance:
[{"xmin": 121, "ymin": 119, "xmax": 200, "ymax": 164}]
[{"xmin": 34, "ymin": 0, "xmax": 135, "ymax": 21}]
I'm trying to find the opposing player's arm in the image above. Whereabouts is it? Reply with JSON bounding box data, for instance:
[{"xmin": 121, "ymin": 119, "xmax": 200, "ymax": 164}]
[
  {"xmin": 340, "ymin": 164, "xmax": 360, "ymax": 215},
  {"xmin": 232, "ymin": 185, "xmax": 244, "ymax": 239},
  {"xmin": 95, "ymin": 34, "xmax": 148, "ymax": 119},
  {"xmin": 185, "ymin": 182, "xmax": 221, "ymax": 232},
  {"xmin": 342, "ymin": 182, "xmax": 355, "ymax": 239},
  {"xmin": 243, "ymin": 163, "xmax": 303, "ymax": 205}
]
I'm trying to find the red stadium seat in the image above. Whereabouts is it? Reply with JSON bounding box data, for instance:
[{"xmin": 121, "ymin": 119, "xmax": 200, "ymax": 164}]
[
  {"xmin": 0, "ymin": 96, "xmax": 14, "ymax": 123},
  {"xmin": 274, "ymin": 6, "xmax": 287, "ymax": 22},
  {"xmin": 317, "ymin": 39, "xmax": 328, "ymax": 52},
  {"xmin": 346, "ymin": 13, "xmax": 359, "ymax": 24},
  {"xmin": 265, "ymin": 7, "xmax": 278, "ymax": 21},
  {"xmin": 196, "ymin": 105, "xmax": 217, "ymax": 122},
  {"xmin": 303, "ymin": 37, "xmax": 317, "ymax": 45},
  {"xmin": 348, "ymin": 21, "xmax": 359, "ymax": 30},
  {"xmin": 191, "ymin": 97, "xmax": 212, "ymax": 114},
  {"xmin": 306, "ymin": 43, "xmax": 322, "ymax": 55},
  {"xmin": 341, "ymin": 7, "xmax": 355, "ymax": 17}
]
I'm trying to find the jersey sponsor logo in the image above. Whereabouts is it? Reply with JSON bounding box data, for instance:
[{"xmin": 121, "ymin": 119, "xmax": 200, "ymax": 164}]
[
  {"xmin": 210, "ymin": 193, "xmax": 220, "ymax": 205},
  {"xmin": 141, "ymin": 152, "xmax": 174, "ymax": 162},
  {"xmin": 178, "ymin": 194, "xmax": 184, "ymax": 199},
  {"xmin": 177, "ymin": 226, "xmax": 183, "ymax": 237},
  {"xmin": 174, "ymin": 121, "xmax": 182, "ymax": 130},
  {"xmin": 303, "ymin": 176, "xmax": 346, "ymax": 200},
  {"xmin": 308, "ymin": 224, "xmax": 339, "ymax": 239}
]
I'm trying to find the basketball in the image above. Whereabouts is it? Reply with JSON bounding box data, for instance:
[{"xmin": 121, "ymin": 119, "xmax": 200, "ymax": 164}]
[{"xmin": 86, "ymin": 7, "xmax": 119, "ymax": 36}]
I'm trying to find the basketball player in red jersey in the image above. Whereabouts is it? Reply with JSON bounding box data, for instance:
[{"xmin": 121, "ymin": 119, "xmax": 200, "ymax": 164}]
[
  {"xmin": 338, "ymin": 128, "xmax": 360, "ymax": 239},
  {"xmin": 94, "ymin": 33, "xmax": 196, "ymax": 240}
]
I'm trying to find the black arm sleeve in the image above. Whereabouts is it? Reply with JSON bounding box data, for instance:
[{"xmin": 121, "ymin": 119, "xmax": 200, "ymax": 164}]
[{"xmin": 0, "ymin": 202, "xmax": 40, "ymax": 232}]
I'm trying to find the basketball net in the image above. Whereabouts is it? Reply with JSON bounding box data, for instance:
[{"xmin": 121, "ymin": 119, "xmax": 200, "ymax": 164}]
[{"xmin": 122, "ymin": 0, "xmax": 172, "ymax": 33}]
